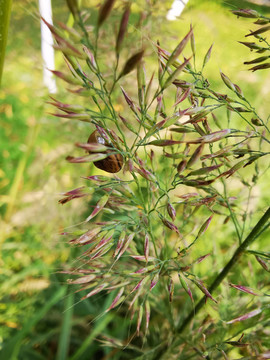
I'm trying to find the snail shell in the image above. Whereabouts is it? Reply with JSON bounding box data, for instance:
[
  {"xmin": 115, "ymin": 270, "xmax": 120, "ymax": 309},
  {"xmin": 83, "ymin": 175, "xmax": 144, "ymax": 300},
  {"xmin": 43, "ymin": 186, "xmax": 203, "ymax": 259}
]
[{"xmin": 87, "ymin": 130, "xmax": 123, "ymax": 173}]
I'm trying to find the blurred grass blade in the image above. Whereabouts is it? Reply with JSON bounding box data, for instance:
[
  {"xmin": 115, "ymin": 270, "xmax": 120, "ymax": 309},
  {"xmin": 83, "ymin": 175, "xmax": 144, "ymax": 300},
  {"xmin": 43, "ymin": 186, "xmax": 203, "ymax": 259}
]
[
  {"xmin": 4, "ymin": 122, "xmax": 40, "ymax": 221},
  {"xmin": 0, "ymin": 0, "xmax": 12, "ymax": 85},
  {"xmin": 56, "ymin": 292, "xmax": 74, "ymax": 360},
  {"xmin": 70, "ymin": 292, "xmax": 115, "ymax": 360},
  {"xmin": 0, "ymin": 287, "xmax": 66, "ymax": 360},
  {"xmin": 70, "ymin": 314, "xmax": 114, "ymax": 360}
]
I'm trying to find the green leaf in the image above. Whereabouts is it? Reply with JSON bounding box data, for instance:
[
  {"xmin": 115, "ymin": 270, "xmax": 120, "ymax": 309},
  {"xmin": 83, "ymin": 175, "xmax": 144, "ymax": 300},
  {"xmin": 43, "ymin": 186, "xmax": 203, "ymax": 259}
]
[{"xmin": 56, "ymin": 292, "xmax": 74, "ymax": 360}]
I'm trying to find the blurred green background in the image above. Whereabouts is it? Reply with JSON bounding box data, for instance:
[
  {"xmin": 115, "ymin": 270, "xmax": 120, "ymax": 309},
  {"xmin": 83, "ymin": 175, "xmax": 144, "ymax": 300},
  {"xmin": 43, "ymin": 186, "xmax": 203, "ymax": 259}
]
[{"xmin": 1, "ymin": 0, "xmax": 269, "ymax": 359}]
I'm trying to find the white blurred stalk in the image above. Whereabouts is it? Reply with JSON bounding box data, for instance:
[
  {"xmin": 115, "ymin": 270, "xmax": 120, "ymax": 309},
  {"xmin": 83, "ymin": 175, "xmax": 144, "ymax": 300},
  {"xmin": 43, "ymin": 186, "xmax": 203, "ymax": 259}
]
[
  {"xmin": 167, "ymin": 0, "xmax": 189, "ymax": 21},
  {"xmin": 39, "ymin": 0, "xmax": 57, "ymax": 93}
]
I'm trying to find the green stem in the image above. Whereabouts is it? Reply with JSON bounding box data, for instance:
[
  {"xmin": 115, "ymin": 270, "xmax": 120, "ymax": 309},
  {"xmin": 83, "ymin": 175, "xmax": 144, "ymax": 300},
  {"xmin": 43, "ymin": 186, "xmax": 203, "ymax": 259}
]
[
  {"xmin": 221, "ymin": 176, "xmax": 242, "ymax": 244},
  {"xmin": 0, "ymin": 0, "xmax": 12, "ymax": 85},
  {"xmin": 161, "ymin": 206, "xmax": 270, "ymax": 357}
]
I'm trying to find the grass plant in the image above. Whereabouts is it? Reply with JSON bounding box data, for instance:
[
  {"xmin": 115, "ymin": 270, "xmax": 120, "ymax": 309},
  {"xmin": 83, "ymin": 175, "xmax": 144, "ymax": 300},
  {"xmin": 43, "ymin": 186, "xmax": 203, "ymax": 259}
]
[{"xmin": 0, "ymin": 1, "xmax": 269, "ymax": 359}]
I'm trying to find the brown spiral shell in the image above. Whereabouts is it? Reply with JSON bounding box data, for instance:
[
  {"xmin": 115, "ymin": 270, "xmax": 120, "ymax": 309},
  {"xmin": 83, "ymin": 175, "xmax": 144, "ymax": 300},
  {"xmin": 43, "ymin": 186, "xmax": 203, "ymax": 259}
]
[{"xmin": 87, "ymin": 130, "xmax": 123, "ymax": 173}]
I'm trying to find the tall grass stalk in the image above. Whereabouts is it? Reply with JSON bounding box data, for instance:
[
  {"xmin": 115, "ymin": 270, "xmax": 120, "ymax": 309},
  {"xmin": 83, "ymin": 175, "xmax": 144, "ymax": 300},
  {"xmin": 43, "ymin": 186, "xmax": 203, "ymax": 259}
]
[{"xmin": 0, "ymin": 0, "xmax": 12, "ymax": 85}]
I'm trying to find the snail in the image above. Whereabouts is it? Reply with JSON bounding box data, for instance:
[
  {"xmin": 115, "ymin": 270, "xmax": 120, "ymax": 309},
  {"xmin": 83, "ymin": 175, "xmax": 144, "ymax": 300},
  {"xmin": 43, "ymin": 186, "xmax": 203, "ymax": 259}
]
[{"xmin": 87, "ymin": 130, "xmax": 123, "ymax": 173}]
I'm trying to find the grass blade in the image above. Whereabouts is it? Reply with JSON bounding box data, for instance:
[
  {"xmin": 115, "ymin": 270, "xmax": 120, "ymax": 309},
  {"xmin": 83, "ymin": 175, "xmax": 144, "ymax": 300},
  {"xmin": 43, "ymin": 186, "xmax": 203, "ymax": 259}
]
[
  {"xmin": 56, "ymin": 291, "xmax": 74, "ymax": 360},
  {"xmin": 0, "ymin": 0, "xmax": 12, "ymax": 84},
  {"xmin": 70, "ymin": 292, "xmax": 115, "ymax": 360}
]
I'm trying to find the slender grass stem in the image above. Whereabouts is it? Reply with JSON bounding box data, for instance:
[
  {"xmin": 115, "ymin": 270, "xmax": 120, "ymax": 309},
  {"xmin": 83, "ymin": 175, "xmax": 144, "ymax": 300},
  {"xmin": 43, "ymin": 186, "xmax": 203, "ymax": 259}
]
[{"xmin": 159, "ymin": 206, "xmax": 270, "ymax": 357}]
